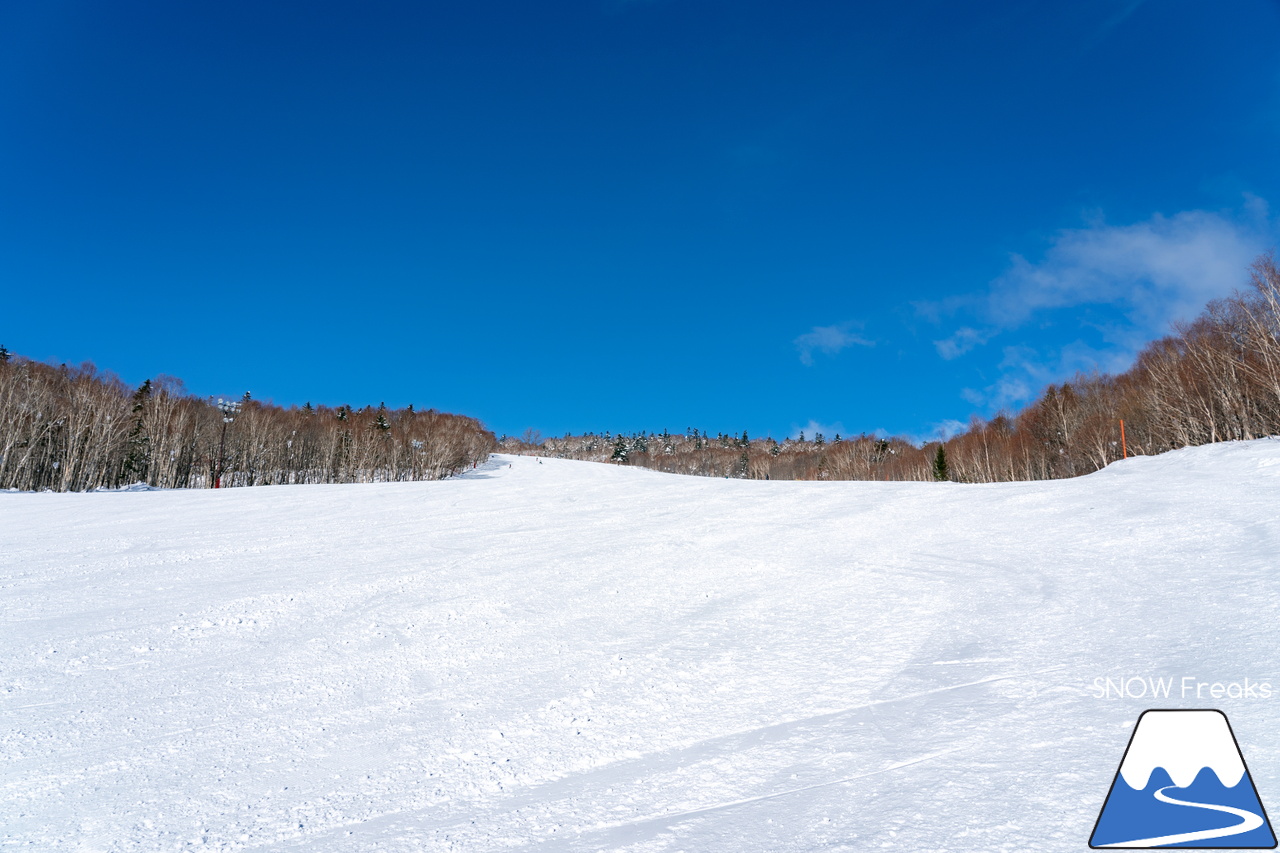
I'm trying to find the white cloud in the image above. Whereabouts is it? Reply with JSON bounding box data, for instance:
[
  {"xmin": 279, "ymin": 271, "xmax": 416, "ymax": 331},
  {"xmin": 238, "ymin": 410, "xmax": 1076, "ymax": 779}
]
[
  {"xmin": 793, "ymin": 322, "xmax": 872, "ymax": 366},
  {"xmin": 984, "ymin": 206, "xmax": 1271, "ymax": 334},
  {"xmin": 934, "ymin": 326, "xmax": 995, "ymax": 360},
  {"xmin": 895, "ymin": 418, "xmax": 972, "ymax": 448},
  {"xmin": 962, "ymin": 340, "xmax": 1137, "ymax": 413},
  {"xmin": 938, "ymin": 203, "xmax": 1275, "ymax": 414},
  {"xmin": 928, "ymin": 202, "xmax": 1276, "ymax": 374},
  {"xmin": 790, "ymin": 420, "xmax": 847, "ymax": 440},
  {"xmin": 932, "ymin": 419, "xmax": 969, "ymax": 441}
]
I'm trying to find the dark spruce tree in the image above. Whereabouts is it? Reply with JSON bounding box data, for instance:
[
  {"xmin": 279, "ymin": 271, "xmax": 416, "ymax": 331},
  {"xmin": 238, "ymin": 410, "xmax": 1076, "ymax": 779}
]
[
  {"xmin": 611, "ymin": 435, "xmax": 629, "ymax": 463},
  {"xmin": 123, "ymin": 379, "xmax": 153, "ymax": 483},
  {"xmin": 932, "ymin": 444, "xmax": 950, "ymax": 481}
]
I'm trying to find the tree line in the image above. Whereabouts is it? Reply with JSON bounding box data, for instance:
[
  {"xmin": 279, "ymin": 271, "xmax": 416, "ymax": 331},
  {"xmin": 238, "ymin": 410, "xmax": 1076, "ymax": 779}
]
[
  {"xmin": 500, "ymin": 253, "xmax": 1280, "ymax": 482},
  {"xmin": 6, "ymin": 254, "xmax": 1277, "ymax": 490},
  {"xmin": 0, "ymin": 355, "xmax": 495, "ymax": 491}
]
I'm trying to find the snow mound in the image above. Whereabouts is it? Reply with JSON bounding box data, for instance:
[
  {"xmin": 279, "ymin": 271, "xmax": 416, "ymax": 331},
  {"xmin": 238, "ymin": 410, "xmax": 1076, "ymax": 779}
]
[{"xmin": 91, "ymin": 481, "xmax": 162, "ymax": 493}]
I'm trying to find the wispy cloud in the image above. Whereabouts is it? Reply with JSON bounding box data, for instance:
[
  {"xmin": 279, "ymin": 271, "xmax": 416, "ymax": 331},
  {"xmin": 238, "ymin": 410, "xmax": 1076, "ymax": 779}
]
[
  {"xmin": 895, "ymin": 419, "xmax": 971, "ymax": 448},
  {"xmin": 934, "ymin": 326, "xmax": 995, "ymax": 360},
  {"xmin": 929, "ymin": 201, "xmax": 1275, "ymax": 363},
  {"xmin": 984, "ymin": 205, "xmax": 1270, "ymax": 334},
  {"xmin": 961, "ymin": 340, "xmax": 1140, "ymax": 412},
  {"xmin": 789, "ymin": 419, "xmax": 847, "ymax": 440},
  {"xmin": 931, "ymin": 419, "xmax": 969, "ymax": 441},
  {"xmin": 923, "ymin": 201, "xmax": 1277, "ymax": 418},
  {"xmin": 793, "ymin": 322, "xmax": 872, "ymax": 366}
]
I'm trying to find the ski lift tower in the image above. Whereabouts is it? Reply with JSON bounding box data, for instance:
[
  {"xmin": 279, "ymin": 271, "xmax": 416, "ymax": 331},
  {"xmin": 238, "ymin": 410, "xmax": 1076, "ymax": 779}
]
[{"xmin": 214, "ymin": 397, "xmax": 242, "ymax": 488}]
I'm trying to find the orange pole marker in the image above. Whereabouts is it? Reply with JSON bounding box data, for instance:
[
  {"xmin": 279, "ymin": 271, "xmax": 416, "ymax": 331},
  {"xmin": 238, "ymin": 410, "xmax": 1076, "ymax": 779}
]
[{"xmin": 1120, "ymin": 419, "xmax": 1127, "ymax": 459}]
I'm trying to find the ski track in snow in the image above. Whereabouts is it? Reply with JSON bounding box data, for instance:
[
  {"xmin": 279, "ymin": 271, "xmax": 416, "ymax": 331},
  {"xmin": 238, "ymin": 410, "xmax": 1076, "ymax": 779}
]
[{"xmin": 3, "ymin": 441, "xmax": 1280, "ymax": 851}]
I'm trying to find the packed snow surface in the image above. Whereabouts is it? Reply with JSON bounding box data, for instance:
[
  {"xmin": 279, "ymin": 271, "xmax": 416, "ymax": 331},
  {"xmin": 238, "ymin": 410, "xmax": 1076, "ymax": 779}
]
[{"xmin": 3, "ymin": 440, "xmax": 1280, "ymax": 851}]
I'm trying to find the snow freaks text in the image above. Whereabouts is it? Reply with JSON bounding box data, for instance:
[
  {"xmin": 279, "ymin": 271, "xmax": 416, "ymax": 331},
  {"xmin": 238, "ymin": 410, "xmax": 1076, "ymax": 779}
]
[{"xmin": 1091, "ymin": 676, "xmax": 1274, "ymax": 700}]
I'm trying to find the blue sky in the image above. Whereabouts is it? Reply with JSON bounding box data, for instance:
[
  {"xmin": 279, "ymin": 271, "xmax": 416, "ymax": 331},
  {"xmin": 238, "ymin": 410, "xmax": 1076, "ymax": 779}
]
[{"xmin": 3, "ymin": 1, "xmax": 1279, "ymax": 442}]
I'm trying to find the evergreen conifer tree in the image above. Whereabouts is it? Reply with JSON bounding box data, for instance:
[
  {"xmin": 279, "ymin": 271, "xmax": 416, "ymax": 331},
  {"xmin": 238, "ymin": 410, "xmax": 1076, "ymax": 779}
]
[
  {"xmin": 611, "ymin": 435, "xmax": 629, "ymax": 463},
  {"xmin": 0, "ymin": 344, "xmax": 10, "ymax": 363},
  {"xmin": 123, "ymin": 380, "xmax": 153, "ymax": 482},
  {"xmin": 932, "ymin": 444, "xmax": 950, "ymax": 481}
]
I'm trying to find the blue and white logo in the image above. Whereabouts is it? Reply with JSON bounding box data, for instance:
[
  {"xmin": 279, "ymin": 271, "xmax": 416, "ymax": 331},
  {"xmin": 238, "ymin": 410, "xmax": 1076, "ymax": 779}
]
[{"xmin": 1091, "ymin": 709, "xmax": 1276, "ymax": 848}]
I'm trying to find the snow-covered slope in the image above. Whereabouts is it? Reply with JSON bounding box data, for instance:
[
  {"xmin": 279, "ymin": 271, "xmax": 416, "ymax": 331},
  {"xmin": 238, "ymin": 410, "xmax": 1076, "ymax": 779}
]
[{"xmin": 3, "ymin": 441, "xmax": 1280, "ymax": 851}]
